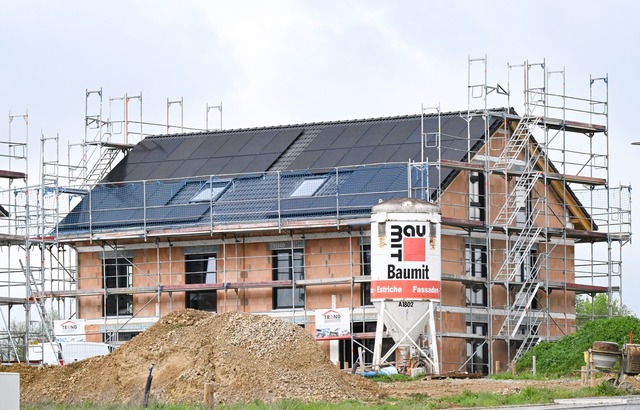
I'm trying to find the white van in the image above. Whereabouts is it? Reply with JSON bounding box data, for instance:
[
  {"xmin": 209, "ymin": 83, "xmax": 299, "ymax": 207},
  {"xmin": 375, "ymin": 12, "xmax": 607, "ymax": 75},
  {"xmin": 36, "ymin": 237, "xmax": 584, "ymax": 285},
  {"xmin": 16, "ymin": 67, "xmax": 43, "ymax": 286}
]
[{"xmin": 28, "ymin": 342, "xmax": 110, "ymax": 365}]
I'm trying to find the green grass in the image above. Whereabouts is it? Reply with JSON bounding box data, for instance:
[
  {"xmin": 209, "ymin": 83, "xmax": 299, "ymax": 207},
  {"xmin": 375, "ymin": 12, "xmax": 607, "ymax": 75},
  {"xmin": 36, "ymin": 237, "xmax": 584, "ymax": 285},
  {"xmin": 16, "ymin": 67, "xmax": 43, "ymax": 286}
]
[
  {"xmin": 489, "ymin": 371, "xmax": 555, "ymax": 380},
  {"xmin": 435, "ymin": 383, "xmax": 629, "ymax": 409},
  {"xmin": 518, "ymin": 315, "xmax": 640, "ymax": 376},
  {"xmin": 369, "ymin": 373, "xmax": 418, "ymax": 383},
  {"xmin": 22, "ymin": 382, "xmax": 634, "ymax": 410}
]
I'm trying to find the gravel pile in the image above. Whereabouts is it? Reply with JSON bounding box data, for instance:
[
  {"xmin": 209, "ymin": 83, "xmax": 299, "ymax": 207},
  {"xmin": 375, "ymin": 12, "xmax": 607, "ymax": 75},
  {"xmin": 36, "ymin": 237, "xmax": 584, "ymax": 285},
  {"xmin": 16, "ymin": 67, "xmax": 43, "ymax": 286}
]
[{"xmin": 2, "ymin": 309, "xmax": 380, "ymax": 406}]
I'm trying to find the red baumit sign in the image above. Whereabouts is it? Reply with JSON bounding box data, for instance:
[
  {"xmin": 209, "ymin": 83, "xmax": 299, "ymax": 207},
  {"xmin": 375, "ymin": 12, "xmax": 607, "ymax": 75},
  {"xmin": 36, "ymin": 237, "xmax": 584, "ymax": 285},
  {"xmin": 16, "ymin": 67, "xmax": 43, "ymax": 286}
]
[
  {"xmin": 371, "ymin": 221, "xmax": 441, "ymax": 301},
  {"xmin": 371, "ymin": 280, "xmax": 441, "ymax": 299}
]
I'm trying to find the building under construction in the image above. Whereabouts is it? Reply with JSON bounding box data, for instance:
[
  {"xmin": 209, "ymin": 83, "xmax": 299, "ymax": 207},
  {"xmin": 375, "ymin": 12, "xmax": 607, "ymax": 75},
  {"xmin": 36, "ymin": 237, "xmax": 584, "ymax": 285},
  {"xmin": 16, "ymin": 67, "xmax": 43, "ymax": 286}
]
[{"xmin": 0, "ymin": 58, "xmax": 631, "ymax": 374}]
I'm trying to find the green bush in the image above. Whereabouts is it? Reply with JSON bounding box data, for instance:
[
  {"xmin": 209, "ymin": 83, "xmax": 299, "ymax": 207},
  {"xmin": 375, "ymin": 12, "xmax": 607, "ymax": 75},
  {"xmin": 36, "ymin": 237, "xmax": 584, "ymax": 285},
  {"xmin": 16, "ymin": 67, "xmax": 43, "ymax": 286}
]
[{"xmin": 518, "ymin": 316, "xmax": 640, "ymax": 376}]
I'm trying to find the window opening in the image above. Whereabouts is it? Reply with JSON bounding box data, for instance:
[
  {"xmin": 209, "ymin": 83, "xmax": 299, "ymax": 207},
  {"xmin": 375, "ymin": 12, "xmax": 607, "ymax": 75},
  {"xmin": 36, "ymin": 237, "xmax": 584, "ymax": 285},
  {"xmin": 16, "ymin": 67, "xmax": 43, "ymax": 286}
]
[
  {"xmin": 465, "ymin": 244, "xmax": 487, "ymax": 307},
  {"xmin": 104, "ymin": 258, "xmax": 133, "ymax": 317},
  {"xmin": 361, "ymin": 244, "xmax": 372, "ymax": 306},
  {"xmin": 272, "ymin": 248, "xmax": 305, "ymax": 309},
  {"xmin": 466, "ymin": 322, "xmax": 488, "ymax": 374},
  {"xmin": 185, "ymin": 253, "xmax": 217, "ymax": 312},
  {"xmin": 104, "ymin": 331, "xmax": 140, "ymax": 344},
  {"xmin": 514, "ymin": 176, "xmax": 532, "ymax": 227},
  {"xmin": 515, "ymin": 250, "xmax": 538, "ymax": 283},
  {"xmin": 469, "ymin": 171, "xmax": 485, "ymax": 221}
]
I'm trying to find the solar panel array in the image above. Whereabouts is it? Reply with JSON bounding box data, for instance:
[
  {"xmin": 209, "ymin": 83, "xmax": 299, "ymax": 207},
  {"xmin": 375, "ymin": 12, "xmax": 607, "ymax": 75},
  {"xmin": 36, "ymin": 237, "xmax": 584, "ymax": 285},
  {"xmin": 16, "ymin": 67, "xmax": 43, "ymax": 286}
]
[
  {"xmin": 60, "ymin": 111, "xmax": 503, "ymax": 234},
  {"xmin": 106, "ymin": 128, "xmax": 304, "ymax": 181}
]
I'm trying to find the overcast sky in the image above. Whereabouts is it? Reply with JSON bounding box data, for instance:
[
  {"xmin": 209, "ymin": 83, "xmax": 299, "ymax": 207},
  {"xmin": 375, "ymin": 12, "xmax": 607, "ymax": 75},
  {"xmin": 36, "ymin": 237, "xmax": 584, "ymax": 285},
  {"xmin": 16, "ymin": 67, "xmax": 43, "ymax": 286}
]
[{"xmin": 1, "ymin": 1, "xmax": 639, "ymax": 315}]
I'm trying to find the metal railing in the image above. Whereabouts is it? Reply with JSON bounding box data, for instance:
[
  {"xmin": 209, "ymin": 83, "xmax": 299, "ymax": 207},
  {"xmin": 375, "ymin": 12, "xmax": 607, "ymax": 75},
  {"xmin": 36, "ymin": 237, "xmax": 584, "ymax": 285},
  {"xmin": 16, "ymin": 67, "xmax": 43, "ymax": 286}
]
[{"xmin": 54, "ymin": 162, "xmax": 430, "ymax": 238}]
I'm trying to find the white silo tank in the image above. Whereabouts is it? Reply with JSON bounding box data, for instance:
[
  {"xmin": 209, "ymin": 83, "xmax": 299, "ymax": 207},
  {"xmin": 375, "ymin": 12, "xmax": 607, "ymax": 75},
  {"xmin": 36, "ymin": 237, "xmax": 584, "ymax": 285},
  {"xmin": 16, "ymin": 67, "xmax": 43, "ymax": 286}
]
[{"xmin": 370, "ymin": 198, "xmax": 441, "ymax": 373}]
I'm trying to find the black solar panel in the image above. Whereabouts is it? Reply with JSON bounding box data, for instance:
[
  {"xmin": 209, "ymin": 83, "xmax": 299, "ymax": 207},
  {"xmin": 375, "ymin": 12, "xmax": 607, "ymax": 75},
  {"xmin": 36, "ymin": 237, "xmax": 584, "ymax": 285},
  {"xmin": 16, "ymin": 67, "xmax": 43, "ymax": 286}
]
[
  {"xmin": 265, "ymin": 129, "xmax": 303, "ymax": 153},
  {"xmin": 236, "ymin": 131, "xmax": 278, "ymax": 155},
  {"xmin": 123, "ymin": 162, "xmax": 160, "ymax": 182},
  {"xmin": 467, "ymin": 116, "xmax": 487, "ymax": 139},
  {"xmin": 124, "ymin": 139, "xmax": 158, "ymax": 164},
  {"xmin": 405, "ymin": 125, "xmax": 422, "ymax": 144},
  {"xmin": 389, "ymin": 143, "xmax": 421, "ymax": 163},
  {"xmin": 441, "ymin": 116, "xmax": 468, "ymax": 139},
  {"xmin": 104, "ymin": 156, "xmax": 131, "ymax": 182},
  {"xmin": 166, "ymin": 136, "xmax": 209, "ymax": 161},
  {"xmin": 141, "ymin": 139, "xmax": 184, "ymax": 163},
  {"xmin": 311, "ymin": 148, "xmax": 349, "ymax": 169},
  {"xmin": 215, "ymin": 134, "xmax": 253, "ymax": 157},
  {"xmin": 414, "ymin": 117, "xmax": 441, "ymax": 147},
  {"xmin": 170, "ymin": 158, "xmax": 208, "ymax": 179},
  {"xmin": 446, "ymin": 134, "xmax": 472, "ymax": 155},
  {"xmin": 336, "ymin": 146, "xmax": 375, "ymax": 167},
  {"xmin": 243, "ymin": 153, "xmax": 281, "ymax": 173},
  {"xmin": 145, "ymin": 159, "xmax": 183, "ymax": 181},
  {"xmin": 424, "ymin": 146, "xmax": 440, "ymax": 163},
  {"xmin": 286, "ymin": 150, "xmax": 325, "ymax": 171},
  {"xmin": 379, "ymin": 120, "xmax": 420, "ymax": 146},
  {"xmin": 363, "ymin": 145, "xmax": 400, "ymax": 164},
  {"xmin": 330, "ymin": 124, "xmax": 369, "ymax": 149},
  {"xmin": 355, "ymin": 122, "xmax": 395, "ymax": 147},
  {"xmin": 191, "ymin": 135, "xmax": 231, "ymax": 159},
  {"xmin": 196, "ymin": 157, "xmax": 231, "ymax": 177},
  {"xmin": 303, "ymin": 126, "xmax": 346, "ymax": 150},
  {"xmin": 219, "ymin": 155, "xmax": 255, "ymax": 175}
]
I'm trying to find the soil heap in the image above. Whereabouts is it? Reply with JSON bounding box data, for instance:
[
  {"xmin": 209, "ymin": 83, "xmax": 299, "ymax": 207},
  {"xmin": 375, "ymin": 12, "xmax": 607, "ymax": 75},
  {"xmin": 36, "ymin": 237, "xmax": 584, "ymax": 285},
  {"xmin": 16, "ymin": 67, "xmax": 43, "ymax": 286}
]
[{"xmin": 5, "ymin": 309, "xmax": 380, "ymax": 405}]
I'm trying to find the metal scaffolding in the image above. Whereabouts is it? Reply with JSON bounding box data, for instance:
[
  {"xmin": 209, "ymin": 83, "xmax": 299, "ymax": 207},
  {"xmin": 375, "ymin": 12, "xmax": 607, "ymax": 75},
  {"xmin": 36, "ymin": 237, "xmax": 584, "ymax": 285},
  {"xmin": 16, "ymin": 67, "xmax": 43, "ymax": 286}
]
[
  {"xmin": 0, "ymin": 90, "xmax": 211, "ymax": 361},
  {"xmin": 450, "ymin": 56, "xmax": 631, "ymax": 372},
  {"xmin": 0, "ymin": 61, "xmax": 631, "ymax": 374}
]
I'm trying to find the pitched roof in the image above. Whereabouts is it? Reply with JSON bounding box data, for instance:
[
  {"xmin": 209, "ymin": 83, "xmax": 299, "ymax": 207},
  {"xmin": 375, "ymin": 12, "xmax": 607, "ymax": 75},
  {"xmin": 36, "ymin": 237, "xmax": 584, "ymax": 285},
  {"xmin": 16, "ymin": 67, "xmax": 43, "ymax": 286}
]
[
  {"xmin": 105, "ymin": 111, "xmax": 497, "ymax": 181},
  {"xmin": 58, "ymin": 110, "xmax": 505, "ymax": 236}
]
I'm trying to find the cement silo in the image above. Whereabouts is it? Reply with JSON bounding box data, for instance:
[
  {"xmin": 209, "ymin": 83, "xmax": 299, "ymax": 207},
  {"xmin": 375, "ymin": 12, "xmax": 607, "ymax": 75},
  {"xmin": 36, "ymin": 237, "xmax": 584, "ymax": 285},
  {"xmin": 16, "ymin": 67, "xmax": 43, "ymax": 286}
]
[{"xmin": 370, "ymin": 198, "xmax": 441, "ymax": 374}]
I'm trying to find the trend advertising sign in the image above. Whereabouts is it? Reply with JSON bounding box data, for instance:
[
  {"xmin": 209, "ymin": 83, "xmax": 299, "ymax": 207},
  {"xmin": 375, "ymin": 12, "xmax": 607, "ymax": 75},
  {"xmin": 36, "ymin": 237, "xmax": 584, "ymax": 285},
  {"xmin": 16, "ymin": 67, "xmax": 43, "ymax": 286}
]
[
  {"xmin": 53, "ymin": 319, "xmax": 86, "ymax": 342},
  {"xmin": 315, "ymin": 308, "xmax": 351, "ymax": 340},
  {"xmin": 371, "ymin": 221, "xmax": 441, "ymax": 301}
]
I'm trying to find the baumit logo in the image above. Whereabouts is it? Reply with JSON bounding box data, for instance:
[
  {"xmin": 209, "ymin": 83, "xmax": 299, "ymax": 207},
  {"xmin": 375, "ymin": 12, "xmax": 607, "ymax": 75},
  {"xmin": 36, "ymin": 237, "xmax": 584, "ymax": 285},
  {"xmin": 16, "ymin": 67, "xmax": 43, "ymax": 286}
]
[
  {"xmin": 389, "ymin": 224, "xmax": 426, "ymax": 262},
  {"xmin": 388, "ymin": 223, "xmax": 430, "ymax": 279}
]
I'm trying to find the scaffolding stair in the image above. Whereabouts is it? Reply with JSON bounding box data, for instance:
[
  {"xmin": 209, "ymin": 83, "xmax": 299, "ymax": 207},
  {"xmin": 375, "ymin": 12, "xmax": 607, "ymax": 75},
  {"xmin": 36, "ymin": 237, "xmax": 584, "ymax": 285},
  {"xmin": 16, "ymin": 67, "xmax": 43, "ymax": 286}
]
[
  {"xmin": 0, "ymin": 309, "xmax": 20, "ymax": 362},
  {"xmin": 492, "ymin": 115, "xmax": 541, "ymax": 172},
  {"xmin": 498, "ymin": 281, "xmax": 541, "ymax": 339},
  {"xmin": 494, "ymin": 217, "xmax": 543, "ymax": 283},
  {"xmin": 494, "ymin": 172, "xmax": 542, "ymax": 227},
  {"xmin": 514, "ymin": 321, "xmax": 541, "ymax": 363},
  {"xmin": 82, "ymin": 145, "xmax": 125, "ymax": 188},
  {"xmin": 499, "ymin": 254, "xmax": 546, "ymax": 366},
  {"xmin": 21, "ymin": 260, "xmax": 61, "ymax": 362}
]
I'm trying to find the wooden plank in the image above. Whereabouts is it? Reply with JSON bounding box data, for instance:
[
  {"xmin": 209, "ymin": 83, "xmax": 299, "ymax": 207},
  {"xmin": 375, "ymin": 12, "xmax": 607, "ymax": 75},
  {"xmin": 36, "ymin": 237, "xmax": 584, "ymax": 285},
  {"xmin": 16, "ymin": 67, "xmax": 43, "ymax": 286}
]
[
  {"xmin": 564, "ymin": 282, "xmax": 618, "ymax": 294},
  {"xmin": 0, "ymin": 296, "xmax": 25, "ymax": 305},
  {"xmin": 439, "ymin": 159, "xmax": 484, "ymax": 171},
  {"xmin": 441, "ymin": 273, "xmax": 486, "ymax": 285},
  {"xmin": 544, "ymin": 117, "xmax": 606, "ymax": 133},
  {"xmin": 550, "ymin": 173, "xmax": 607, "ymax": 186},
  {"xmin": 441, "ymin": 216, "xmax": 484, "ymax": 229},
  {"xmin": 0, "ymin": 234, "xmax": 27, "ymax": 244},
  {"xmin": 85, "ymin": 141, "xmax": 135, "ymax": 149},
  {"xmin": 0, "ymin": 169, "xmax": 26, "ymax": 179}
]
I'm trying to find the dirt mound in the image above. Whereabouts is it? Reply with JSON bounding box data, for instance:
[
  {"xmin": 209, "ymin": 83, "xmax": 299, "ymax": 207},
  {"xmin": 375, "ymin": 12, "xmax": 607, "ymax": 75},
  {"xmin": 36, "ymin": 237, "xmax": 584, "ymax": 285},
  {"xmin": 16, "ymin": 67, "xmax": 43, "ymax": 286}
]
[{"xmin": 3, "ymin": 309, "xmax": 380, "ymax": 405}]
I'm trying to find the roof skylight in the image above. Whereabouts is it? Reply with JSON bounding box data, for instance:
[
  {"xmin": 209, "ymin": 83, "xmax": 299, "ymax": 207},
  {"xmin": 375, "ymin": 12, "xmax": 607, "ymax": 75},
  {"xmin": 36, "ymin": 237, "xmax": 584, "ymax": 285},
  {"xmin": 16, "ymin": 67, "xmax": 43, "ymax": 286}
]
[
  {"xmin": 190, "ymin": 181, "xmax": 230, "ymax": 203},
  {"xmin": 290, "ymin": 177, "xmax": 327, "ymax": 198}
]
